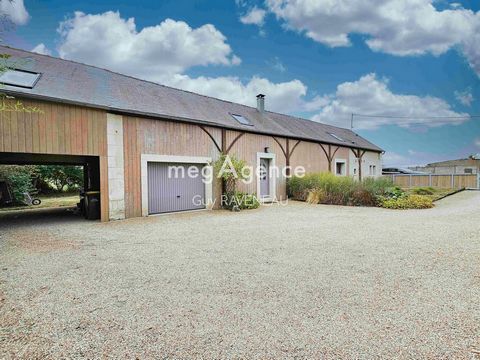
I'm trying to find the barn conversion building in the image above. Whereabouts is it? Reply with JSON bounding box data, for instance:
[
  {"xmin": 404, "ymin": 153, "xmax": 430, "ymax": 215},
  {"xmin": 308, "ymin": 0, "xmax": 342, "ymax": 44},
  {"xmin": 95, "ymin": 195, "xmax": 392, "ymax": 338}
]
[{"xmin": 0, "ymin": 46, "xmax": 383, "ymax": 221}]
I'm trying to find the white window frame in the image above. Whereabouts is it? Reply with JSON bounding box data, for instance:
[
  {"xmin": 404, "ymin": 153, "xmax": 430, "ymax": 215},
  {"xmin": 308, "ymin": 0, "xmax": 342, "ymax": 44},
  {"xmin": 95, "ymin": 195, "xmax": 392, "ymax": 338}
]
[
  {"xmin": 140, "ymin": 154, "xmax": 213, "ymax": 217},
  {"xmin": 334, "ymin": 159, "xmax": 347, "ymax": 176},
  {"xmin": 256, "ymin": 152, "xmax": 276, "ymax": 202}
]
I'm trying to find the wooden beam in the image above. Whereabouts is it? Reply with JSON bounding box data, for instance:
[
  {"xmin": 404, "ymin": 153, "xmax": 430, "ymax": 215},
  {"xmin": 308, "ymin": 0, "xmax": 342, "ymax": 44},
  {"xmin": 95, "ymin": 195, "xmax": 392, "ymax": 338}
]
[
  {"xmin": 199, "ymin": 125, "xmax": 221, "ymax": 153},
  {"xmin": 351, "ymin": 148, "xmax": 366, "ymax": 181},
  {"xmin": 331, "ymin": 146, "xmax": 340, "ymax": 159},
  {"xmin": 290, "ymin": 140, "xmax": 301, "ymax": 158},
  {"xmin": 226, "ymin": 132, "xmax": 245, "ymax": 154},
  {"xmin": 319, "ymin": 143, "xmax": 334, "ymax": 172},
  {"xmin": 221, "ymin": 128, "xmax": 227, "ymax": 153},
  {"xmin": 272, "ymin": 136, "xmax": 287, "ymax": 158}
]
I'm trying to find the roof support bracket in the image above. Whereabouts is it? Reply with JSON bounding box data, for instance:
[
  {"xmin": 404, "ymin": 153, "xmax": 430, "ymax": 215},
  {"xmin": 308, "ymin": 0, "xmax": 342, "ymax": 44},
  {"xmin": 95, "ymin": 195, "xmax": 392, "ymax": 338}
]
[
  {"xmin": 319, "ymin": 143, "xmax": 339, "ymax": 173},
  {"xmin": 199, "ymin": 125, "xmax": 222, "ymax": 153},
  {"xmin": 225, "ymin": 132, "xmax": 245, "ymax": 154}
]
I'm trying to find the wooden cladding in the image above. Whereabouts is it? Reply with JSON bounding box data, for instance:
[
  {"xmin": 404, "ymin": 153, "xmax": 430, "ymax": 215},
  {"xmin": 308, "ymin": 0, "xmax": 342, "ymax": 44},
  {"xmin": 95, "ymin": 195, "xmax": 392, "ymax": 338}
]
[
  {"xmin": 0, "ymin": 97, "xmax": 109, "ymax": 221},
  {"xmin": 122, "ymin": 116, "xmax": 223, "ymax": 218},
  {"xmin": 0, "ymin": 97, "xmax": 107, "ymax": 156}
]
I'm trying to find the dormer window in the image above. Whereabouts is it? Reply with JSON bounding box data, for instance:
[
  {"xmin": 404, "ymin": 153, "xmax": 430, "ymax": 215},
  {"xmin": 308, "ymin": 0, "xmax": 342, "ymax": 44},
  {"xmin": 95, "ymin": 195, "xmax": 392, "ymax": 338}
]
[
  {"xmin": 0, "ymin": 69, "xmax": 41, "ymax": 89},
  {"xmin": 231, "ymin": 113, "xmax": 253, "ymax": 126}
]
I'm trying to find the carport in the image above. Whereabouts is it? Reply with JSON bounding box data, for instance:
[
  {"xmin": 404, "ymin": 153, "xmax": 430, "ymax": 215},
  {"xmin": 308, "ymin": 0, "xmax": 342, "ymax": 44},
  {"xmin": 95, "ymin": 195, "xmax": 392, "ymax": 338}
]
[{"xmin": 0, "ymin": 152, "xmax": 102, "ymax": 220}]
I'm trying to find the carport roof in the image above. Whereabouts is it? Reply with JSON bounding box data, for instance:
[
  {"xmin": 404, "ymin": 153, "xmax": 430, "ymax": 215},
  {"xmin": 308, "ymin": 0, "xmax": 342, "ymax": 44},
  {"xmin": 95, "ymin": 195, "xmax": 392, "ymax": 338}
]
[{"xmin": 0, "ymin": 46, "xmax": 383, "ymax": 152}]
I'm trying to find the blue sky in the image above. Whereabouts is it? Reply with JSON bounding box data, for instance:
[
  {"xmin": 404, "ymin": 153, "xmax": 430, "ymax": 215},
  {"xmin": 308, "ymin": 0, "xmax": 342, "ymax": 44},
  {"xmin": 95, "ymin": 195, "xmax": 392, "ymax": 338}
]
[{"xmin": 2, "ymin": 0, "xmax": 480, "ymax": 166}]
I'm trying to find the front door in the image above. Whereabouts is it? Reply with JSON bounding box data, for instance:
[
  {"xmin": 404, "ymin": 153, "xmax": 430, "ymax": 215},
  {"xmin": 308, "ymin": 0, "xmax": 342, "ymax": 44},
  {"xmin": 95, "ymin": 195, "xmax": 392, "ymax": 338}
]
[{"xmin": 259, "ymin": 158, "xmax": 270, "ymax": 198}]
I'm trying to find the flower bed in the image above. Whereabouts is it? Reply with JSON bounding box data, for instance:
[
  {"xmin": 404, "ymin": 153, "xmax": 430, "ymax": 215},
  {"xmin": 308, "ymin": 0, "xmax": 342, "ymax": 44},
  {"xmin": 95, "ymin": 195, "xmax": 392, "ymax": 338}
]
[{"xmin": 288, "ymin": 172, "xmax": 434, "ymax": 209}]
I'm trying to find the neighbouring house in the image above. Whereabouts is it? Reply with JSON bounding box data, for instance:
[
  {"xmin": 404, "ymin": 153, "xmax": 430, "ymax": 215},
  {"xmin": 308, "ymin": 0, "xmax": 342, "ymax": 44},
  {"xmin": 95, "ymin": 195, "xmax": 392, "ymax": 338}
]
[
  {"xmin": 409, "ymin": 155, "xmax": 480, "ymax": 175},
  {"xmin": 0, "ymin": 46, "xmax": 383, "ymax": 221}
]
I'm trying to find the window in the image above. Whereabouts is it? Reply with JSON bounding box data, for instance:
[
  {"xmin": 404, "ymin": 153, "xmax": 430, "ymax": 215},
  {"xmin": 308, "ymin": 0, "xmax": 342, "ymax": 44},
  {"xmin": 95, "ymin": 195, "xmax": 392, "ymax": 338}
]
[
  {"xmin": 369, "ymin": 165, "xmax": 376, "ymax": 176},
  {"xmin": 230, "ymin": 114, "xmax": 252, "ymax": 126},
  {"xmin": 328, "ymin": 133, "xmax": 344, "ymax": 142},
  {"xmin": 0, "ymin": 69, "xmax": 41, "ymax": 88},
  {"xmin": 464, "ymin": 168, "xmax": 473, "ymax": 174},
  {"xmin": 335, "ymin": 160, "xmax": 346, "ymax": 176}
]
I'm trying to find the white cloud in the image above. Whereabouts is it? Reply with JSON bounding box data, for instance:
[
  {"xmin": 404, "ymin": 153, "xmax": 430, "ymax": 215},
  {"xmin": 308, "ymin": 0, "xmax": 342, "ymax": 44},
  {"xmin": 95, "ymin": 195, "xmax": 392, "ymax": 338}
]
[
  {"xmin": 460, "ymin": 13, "xmax": 480, "ymax": 76},
  {"xmin": 475, "ymin": 138, "xmax": 480, "ymax": 148},
  {"xmin": 311, "ymin": 73, "xmax": 469, "ymax": 130},
  {"xmin": 31, "ymin": 43, "xmax": 51, "ymax": 56},
  {"xmin": 56, "ymin": 11, "xmax": 316, "ymax": 114},
  {"xmin": 58, "ymin": 11, "xmax": 240, "ymax": 79},
  {"xmin": 267, "ymin": 56, "xmax": 286, "ymax": 72},
  {"xmin": 454, "ymin": 88, "xmax": 474, "ymax": 106},
  {"xmin": 382, "ymin": 151, "xmax": 411, "ymax": 167},
  {"xmin": 166, "ymin": 74, "xmax": 310, "ymax": 114},
  {"xmin": 240, "ymin": 6, "xmax": 267, "ymax": 26},
  {"xmin": 0, "ymin": 0, "xmax": 29, "ymax": 25},
  {"xmin": 266, "ymin": 0, "xmax": 480, "ymax": 76}
]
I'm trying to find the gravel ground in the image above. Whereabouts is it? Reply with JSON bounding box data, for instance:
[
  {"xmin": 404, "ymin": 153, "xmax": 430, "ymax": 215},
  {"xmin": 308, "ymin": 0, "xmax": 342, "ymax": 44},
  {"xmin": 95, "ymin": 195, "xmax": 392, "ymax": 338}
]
[{"xmin": 1, "ymin": 191, "xmax": 479, "ymax": 359}]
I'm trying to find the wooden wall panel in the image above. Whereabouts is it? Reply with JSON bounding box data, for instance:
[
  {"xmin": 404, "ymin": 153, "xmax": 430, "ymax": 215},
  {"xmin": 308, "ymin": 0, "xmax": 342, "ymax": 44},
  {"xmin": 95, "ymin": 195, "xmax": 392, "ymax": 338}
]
[
  {"xmin": 290, "ymin": 141, "xmax": 351, "ymax": 175},
  {"xmin": 122, "ymin": 115, "xmax": 364, "ymax": 218},
  {"xmin": 226, "ymin": 130, "xmax": 287, "ymax": 199},
  {"xmin": 0, "ymin": 97, "xmax": 109, "ymax": 220},
  {"xmin": 122, "ymin": 116, "xmax": 223, "ymax": 218},
  {"xmin": 290, "ymin": 141, "xmax": 329, "ymax": 174},
  {"xmin": 0, "ymin": 97, "xmax": 107, "ymax": 157}
]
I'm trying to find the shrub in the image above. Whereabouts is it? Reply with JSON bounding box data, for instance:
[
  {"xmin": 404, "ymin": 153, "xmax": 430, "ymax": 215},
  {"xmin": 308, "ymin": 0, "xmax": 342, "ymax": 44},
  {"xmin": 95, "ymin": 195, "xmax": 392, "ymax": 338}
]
[
  {"xmin": 225, "ymin": 191, "xmax": 260, "ymax": 210},
  {"xmin": 383, "ymin": 186, "xmax": 405, "ymax": 200},
  {"xmin": 411, "ymin": 186, "xmax": 435, "ymax": 195},
  {"xmin": 289, "ymin": 172, "xmax": 394, "ymax": 207},
  {"xmin": 212, "ymin": 153, "xmax": 251, "ymax": 197},
  {"xmin": 0, "ymin": 165, "xmax": 35, "ymax": 204},
  {"xmin": 349, "ymin": 187, "xmax": 379, "ymax": 207},
  {"xmin": 361, "ymin": 177, "xmax": 394, "ymax": 196},
  {"xmin": 306, "ymin": 189, "xmax": 324, "ymax": 204},
  {"xmin": 381, "ymin": 194, "xmax": 433, "ymax": 209}
]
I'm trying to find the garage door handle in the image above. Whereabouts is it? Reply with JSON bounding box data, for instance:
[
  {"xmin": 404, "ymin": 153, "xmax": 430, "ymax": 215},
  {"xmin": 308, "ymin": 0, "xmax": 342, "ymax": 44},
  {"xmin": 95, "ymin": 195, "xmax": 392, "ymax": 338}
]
[{"xmin": 176, "ymin": 195, "xmax": 181, "ymax": 198}]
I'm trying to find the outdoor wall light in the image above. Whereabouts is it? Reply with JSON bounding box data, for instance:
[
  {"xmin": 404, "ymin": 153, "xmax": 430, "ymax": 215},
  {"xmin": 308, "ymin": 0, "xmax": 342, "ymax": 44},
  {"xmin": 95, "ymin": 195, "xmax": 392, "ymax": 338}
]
[{"xmin": 264, "ymin": 146, "xmax": 269, "ymax": 153}]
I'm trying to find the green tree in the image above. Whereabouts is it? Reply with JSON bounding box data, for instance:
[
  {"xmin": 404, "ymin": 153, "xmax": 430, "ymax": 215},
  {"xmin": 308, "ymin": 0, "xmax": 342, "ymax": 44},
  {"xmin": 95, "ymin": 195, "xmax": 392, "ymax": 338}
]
[
  {"xmin": 36, "ymin": 165, "xmax": 84, "ymax": 192},
  {"xmin": 0, "ymin": 165, "xmax": 35, "ymax": 203},
  {"xmin": 212, "ymin": 153, "xmax": 250, "ymax": 194}
]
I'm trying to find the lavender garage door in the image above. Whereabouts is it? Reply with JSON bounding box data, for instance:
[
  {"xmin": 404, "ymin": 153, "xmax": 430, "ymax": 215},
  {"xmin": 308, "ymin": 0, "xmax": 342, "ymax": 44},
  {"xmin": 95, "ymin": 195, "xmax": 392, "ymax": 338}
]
[{"xmin": 147, "ymin": 162, "xmax": 205, "ymax": 214}]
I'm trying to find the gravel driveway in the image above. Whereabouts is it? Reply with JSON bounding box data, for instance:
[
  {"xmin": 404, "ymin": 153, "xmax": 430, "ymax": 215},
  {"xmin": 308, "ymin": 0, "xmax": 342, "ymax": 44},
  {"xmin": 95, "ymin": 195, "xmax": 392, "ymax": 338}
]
[{"xmin": 1, "ymin": 191, "xmax": 479, "ymax": 359}]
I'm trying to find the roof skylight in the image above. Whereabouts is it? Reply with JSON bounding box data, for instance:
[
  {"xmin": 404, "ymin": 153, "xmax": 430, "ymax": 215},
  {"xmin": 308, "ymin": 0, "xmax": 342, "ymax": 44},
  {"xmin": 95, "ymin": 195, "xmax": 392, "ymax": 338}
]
[
  {"xmin": 328, "ymin": 133, "xmax": 344, "ymax": 142},
  {"xmin": 231, "ymin": 113, "xmax": 253, "ymax": 126},
  {"xmin": 0, "ymin": 69, "xmax": 41, "ymax": 89}
]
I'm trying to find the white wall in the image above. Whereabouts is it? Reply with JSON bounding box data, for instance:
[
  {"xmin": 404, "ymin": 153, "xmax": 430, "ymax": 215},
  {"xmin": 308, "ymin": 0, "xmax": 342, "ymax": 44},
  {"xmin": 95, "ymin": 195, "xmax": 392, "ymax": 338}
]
[
  {"xmin": 349, "ymin": 150, "xmax": 382, "ymax": 180},
  {"xmin": 107, "ymin": 113, "xmax": 126, "ymax": 220}
]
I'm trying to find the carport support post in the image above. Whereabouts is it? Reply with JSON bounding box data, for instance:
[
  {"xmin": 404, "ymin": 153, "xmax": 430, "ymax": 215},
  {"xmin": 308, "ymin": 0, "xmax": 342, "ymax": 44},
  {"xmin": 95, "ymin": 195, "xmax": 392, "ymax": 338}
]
[
  {"xmin": 106, "ymin": 113, "xmax": 126, "ymax": 220},
  {"xmin": 221, "ymin": 129, "xmax": 227, "ymax": 198},
  {"xmin": 100, "ymin": 156, "xmax": 109, "ymax": 222}
]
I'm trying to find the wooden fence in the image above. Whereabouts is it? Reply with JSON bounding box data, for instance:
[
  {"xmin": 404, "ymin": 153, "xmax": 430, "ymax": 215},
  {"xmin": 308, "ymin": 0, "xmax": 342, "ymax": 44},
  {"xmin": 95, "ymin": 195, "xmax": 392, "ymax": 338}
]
[{"xmin": 384, "ymin": 173, "xmax": 480, "ymax": 190}]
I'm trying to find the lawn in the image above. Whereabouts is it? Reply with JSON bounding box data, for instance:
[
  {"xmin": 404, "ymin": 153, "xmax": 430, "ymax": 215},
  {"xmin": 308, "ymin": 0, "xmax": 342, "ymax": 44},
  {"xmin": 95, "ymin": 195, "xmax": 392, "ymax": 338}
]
[{"xmin": 0, "ymin": 193, "xmax": 79, "ymax": 212}]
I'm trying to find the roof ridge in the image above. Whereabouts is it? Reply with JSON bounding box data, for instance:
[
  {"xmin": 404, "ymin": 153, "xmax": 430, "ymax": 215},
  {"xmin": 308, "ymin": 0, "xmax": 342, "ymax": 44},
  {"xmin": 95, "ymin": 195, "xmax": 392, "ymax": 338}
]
[{"xmin": 0, "ymin": 44, "xmax": 355, "ymax": 134}]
